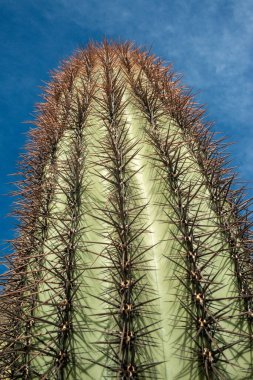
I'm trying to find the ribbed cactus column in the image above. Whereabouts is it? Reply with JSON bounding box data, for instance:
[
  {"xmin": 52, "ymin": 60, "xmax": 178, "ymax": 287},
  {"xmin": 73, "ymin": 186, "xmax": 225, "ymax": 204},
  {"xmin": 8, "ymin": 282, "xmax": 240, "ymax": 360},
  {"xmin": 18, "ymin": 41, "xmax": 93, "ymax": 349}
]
[{"xmin": 0, "ymin": 42, "xmax": 253, "ymax": 380}]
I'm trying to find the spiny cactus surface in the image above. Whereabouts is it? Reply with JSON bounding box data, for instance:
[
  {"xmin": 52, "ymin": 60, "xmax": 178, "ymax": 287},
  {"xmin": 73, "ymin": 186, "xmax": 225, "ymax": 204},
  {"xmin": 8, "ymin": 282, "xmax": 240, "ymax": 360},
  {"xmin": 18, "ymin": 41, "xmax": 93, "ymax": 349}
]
[{"xmin": 0, "ymin": 41, "xmax": 253, "ymax": 380}]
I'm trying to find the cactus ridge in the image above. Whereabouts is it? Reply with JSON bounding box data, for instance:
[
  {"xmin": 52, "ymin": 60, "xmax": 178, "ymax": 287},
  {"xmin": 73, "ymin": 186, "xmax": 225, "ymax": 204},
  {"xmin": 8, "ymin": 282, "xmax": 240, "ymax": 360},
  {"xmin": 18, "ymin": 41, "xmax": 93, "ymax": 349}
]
[{"xmin": 0, "ymin": 41, "xmax": 253, "ymax": 379}]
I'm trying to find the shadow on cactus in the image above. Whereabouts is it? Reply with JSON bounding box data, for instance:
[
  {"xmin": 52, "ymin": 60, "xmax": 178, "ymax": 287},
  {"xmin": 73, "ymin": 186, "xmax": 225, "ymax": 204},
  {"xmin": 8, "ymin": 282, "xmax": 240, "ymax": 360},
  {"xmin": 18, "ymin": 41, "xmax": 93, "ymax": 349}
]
[{"xmin": 0, "ymin": 41, "xmax": 253, "ymax": 380}]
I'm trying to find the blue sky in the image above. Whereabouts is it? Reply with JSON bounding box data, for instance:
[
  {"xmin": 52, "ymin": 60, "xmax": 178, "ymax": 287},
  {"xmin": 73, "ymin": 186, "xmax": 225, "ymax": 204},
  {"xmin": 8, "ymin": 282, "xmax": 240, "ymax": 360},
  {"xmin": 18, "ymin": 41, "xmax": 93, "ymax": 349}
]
[{"xmin": 0, "ymin": 0, "xmax": 253, "ymax": 271}]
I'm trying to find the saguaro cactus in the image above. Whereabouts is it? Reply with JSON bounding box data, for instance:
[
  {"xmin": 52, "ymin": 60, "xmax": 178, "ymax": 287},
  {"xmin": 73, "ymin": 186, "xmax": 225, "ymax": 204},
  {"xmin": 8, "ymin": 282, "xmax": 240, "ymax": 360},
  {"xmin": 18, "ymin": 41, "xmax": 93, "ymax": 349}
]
[{"xmin": 0, "ymin": 41, "xmax": 253, "ymax": 380}]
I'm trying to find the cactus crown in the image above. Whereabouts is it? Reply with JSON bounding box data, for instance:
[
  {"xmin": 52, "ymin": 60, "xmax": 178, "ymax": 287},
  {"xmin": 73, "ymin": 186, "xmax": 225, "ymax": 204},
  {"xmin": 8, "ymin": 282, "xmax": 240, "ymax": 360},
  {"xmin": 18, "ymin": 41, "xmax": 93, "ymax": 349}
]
[{"xmin": 0, "ymin": 41, "xmax": 253, "ymax": 380}]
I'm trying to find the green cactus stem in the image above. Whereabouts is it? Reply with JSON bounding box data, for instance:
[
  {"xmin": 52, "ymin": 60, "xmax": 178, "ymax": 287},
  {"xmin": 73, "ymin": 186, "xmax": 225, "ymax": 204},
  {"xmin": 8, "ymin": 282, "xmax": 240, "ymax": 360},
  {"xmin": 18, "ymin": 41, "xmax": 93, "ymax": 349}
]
[{"xmin": 0, "ymin": 41, "xmax": 253, "ymax": 380}]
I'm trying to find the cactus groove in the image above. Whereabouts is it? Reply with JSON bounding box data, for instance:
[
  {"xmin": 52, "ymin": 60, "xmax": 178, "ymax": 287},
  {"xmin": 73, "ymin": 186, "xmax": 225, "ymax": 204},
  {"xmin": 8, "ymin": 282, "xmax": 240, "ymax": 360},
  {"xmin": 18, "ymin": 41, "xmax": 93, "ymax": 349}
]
[{"xmin": 0, "ymin": 41, "xmax": 253, "ymax": 379}]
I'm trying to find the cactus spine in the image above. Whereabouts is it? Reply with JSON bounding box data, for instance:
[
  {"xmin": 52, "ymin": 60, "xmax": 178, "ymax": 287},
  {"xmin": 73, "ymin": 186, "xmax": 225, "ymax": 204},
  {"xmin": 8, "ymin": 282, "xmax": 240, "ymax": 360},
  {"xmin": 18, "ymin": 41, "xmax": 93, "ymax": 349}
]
[{"xmin": 0, "ymin": 41, "xmax": 253, "ymax": 379}]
